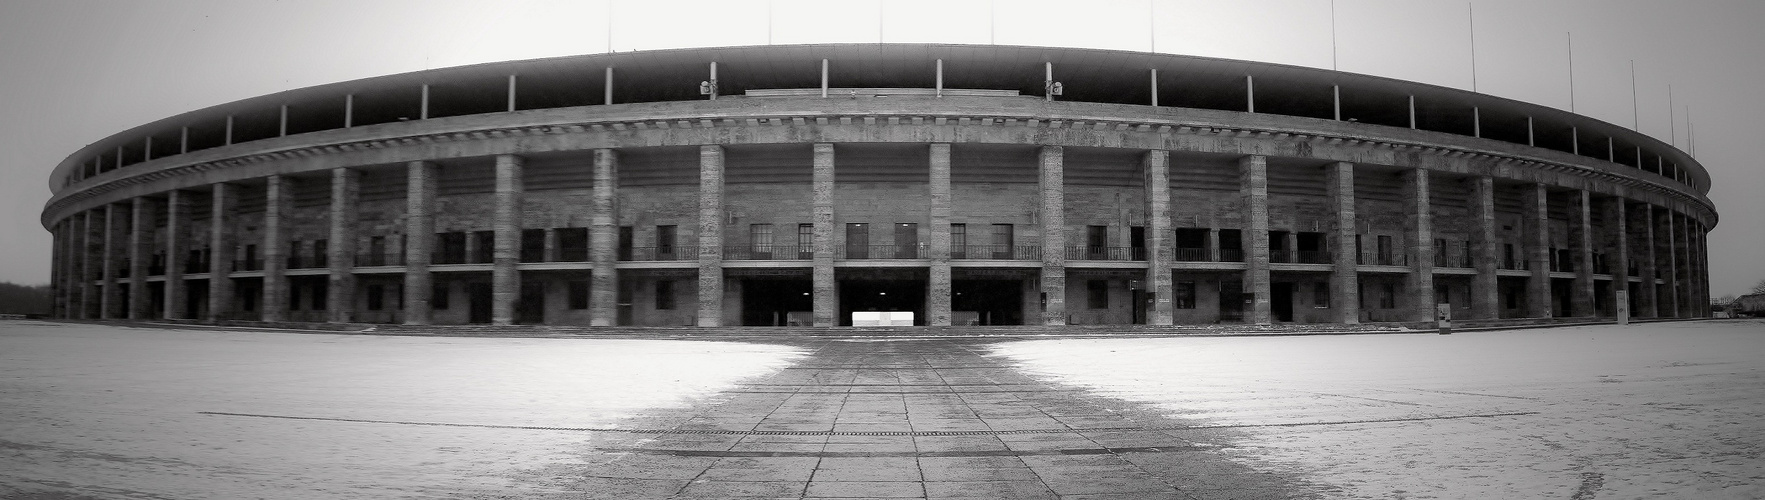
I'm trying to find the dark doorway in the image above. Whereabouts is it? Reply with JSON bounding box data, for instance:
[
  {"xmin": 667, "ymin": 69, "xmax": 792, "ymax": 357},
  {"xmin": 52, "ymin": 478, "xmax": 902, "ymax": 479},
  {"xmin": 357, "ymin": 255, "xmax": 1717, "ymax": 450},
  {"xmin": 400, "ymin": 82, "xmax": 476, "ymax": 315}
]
[
  {"xmin": 1271, "ymin": 282, "xmax": 1294, "ymax": 322},
  {"xmin": 1131, "ymin": 288, "xmax": 1148, "ymax": 324},
  {"xmin": 617, "ymin": 279, "xmax": 634, "ymax": 325},
  {"xmin": 467, "ymin": 283, "xmax": 492, "ymax": 323},
  {"xmin": 148, "ymin": 282, "xmax": 164, "ymax": 319},
  {"xmin": 741, "ymin": 278, "xmax": 812, "ymax": 326},
  {"xmin": 517, "ymin": 281, "xmax": 546, "ymax": 324},
  {"xmin": 1219, "ymin": 280, "xmax": 1243, "ymax": 322},
  {"xmin": 952, "ymin": 279, "xmax": 1023, "ymax": 325},
  {"xmin": 186, "ymin": 280, "xmax": 208, "ymax": 319},
  {"xmin": 1552, "ymin": 278, "xmax": 1573, "ymax": 317},
  {"xmin": 1593, "ymin": 281, "xmax": 1610, "ymax": 316},
  {"xmin": 838, "ymin": 279, "xmax": 926, "ymax": 326}
]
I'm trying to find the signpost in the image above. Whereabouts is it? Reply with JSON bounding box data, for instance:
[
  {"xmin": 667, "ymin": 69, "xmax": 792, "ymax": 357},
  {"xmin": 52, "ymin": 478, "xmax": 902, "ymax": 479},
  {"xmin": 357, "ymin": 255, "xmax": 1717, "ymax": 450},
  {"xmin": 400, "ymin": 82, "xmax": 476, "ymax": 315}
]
[{"xmin": 1436, "ymin": 303, "xmax": 1453, "ymax": 334}]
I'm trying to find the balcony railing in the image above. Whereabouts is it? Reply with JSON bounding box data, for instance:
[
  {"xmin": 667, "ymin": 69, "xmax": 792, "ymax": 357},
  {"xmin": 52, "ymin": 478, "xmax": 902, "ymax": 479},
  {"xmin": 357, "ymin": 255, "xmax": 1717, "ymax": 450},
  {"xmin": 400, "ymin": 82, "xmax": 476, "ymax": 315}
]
[
  {"xmin": 622, "ymin": 246, "xmax": 689, "ymax": 261},
  {"xmin": 432, "ymin": 252, "xmax": 469, "ymax": 265},
  {"xmin": 1498, "ymin": 258, "xmax": 1530, "ymax": 271},
  {"xmin": 725, "ymin": 245, "xmax": 812, "ymax": 260},
  {"xmin": 1297, "ymin": 250, "xmax": 1331, "ymax": 264},
  {"xmin": 841, "ymin": 244, "xmax": 924, "ymax": 259},
  {"xmin": 558, "ymin": 247, "xmax": 590, "ymax": 262},
  {"xmin": 1269, "ymin": 249, "xmax": 1291, "ymax": 263},
  {"xmin": 356, "ymin": 253, "xmax": 403, "ymax": 267},
  {"xmin": 1173, "ymin": 247, "xmax": 1209, "ymax": 262},
  {"xmin": 1066, "ymin": 246, "xmax": 1146, "ymax": 261},
  {"xmin": 233, "ymin": 259, "xmax": 262, "ymax": 272},
  {"xmin": 148, "ymin": 264, "xmax": 165, "ymax": 276},
  {"xmin": 951, "ymin": 245, "xmax": 1041, "ymax": 260},
  {"xmin": 287, "ymin": 255, "xmax": 328, "ymax": 269},
  {"xmin": 1219, "ymin": 249, "xmax": 1244, "ymax": 262},
  {"xmin": 183, "ymin": 258, "xmax": 208, "ymax": 273}
]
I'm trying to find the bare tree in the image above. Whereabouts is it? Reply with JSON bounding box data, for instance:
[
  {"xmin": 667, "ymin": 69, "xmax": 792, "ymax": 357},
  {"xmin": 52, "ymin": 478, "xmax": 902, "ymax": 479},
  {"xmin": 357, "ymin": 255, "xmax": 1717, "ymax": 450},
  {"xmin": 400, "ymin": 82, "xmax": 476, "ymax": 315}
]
[{"xmin": 1752, "ymin": 279, "xmax": 1765, "ymax": 296}]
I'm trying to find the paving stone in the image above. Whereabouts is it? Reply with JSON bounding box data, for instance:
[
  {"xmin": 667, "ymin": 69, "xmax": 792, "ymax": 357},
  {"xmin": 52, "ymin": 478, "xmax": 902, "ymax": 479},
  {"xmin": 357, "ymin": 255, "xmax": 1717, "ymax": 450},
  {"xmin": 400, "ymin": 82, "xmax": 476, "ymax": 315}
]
[{"xmin": 805, "ymin": 480, "xmax": 927, "ymax": 498}]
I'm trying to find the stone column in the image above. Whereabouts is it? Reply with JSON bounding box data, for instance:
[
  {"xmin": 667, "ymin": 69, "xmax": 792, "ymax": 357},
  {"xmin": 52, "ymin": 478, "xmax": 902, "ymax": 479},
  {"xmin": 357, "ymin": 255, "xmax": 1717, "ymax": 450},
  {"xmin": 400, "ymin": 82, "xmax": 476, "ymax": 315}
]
[
  {"xmin": 492, "ymin": 155, "xmax": 524, "ymax": 325},
  {"xmin": 812, "ymin": 143, "xmax": 836, "ymax": 327},
  {"xmin": 927, "ymin": 143, "xmax": 953, "ymax": 326},
  {"xmin": 128, "ymin": 197, "xmax": 152, "ymax": 319},
  {"xmin": 1635, "ymin": 204, "xmax": 1657, "ymax": 317},
  {"xmin": 327, "ymin": 168, "xmax": 359, "ymax": 323},
  {"xmin": 1570, "ymin": 190, "xmax": 1594, "ymax": 317},
  {"xmin": 1039, "ymin": 146, "xmax": 1068, "ymax": 325},
  {"xmin": 49, "ymin": 222, "xmax": 61, "ymax": 318},
  {"xmin": 1143, "ymin": 150, "xmax": 1174, "ymax": 325},
  {"xmin": 102, "ymin": 203, "xmax": 125, "ymax": 319},
  {"xmin": 589, "ymin": 149, "xmax": 619, "ymax": 326},
  {"xmin": 164, "ymin": 190, "xmax": 188, "ymax": 320},
  {"xmin": 696, "ymin": 145, "xmax": 725, "ymax": 327},
  {"xmin": 261, "ymin": 175, "xmax": 292, "ymax": 322},
  {"xmin": 1469, "ymin": 176, "xmax": 1498, "ymax": 320},
  {"xmin": 81, "ymin": 211, "xmax": 98, "ymax": 319},
  {"xmin": 1402, "ymin": 169, "xmax": 1434, "ymax": 322},
  {"xmin": 1526, "ymin": 184, "xmax": 1552, "ymax": 318},
  {"xmin": 1665, "ymin": 210, "xmax": 1679, "ymax": 317},
  {"xmin": 1240, "ymin": 155, "xmax": 1271, "ymax": 325},
  {"xmin": 207, "ymin": 183, "xmax": 235, "ymax": 322},
  {"xmin": 402, "ymin": 162, "xmax": 437, "ymax": 325},
  {"xmin": 1605, "ymin": 197, "xmax": 1629, "ymax": 319},
  {"xmin": 1327, "ymin": 162, "xmax": 1360, "ymax": 323}
]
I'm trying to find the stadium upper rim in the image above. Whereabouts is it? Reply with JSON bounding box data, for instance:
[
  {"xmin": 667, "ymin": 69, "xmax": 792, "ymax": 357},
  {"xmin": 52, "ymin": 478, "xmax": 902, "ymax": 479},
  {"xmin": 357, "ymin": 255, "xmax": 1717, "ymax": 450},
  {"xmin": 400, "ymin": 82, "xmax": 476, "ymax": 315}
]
[{"xmin": 48, "ymin": 42, "xmax": 1712, "ymax": 199}]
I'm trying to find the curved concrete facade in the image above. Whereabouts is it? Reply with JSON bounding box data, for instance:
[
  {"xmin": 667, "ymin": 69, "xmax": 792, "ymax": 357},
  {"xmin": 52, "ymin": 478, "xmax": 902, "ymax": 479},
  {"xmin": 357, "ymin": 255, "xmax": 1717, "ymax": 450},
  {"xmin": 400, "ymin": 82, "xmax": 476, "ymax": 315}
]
[{"xmin": 42, "ymin": 44, "xmax": 1716, "ymax": 326}]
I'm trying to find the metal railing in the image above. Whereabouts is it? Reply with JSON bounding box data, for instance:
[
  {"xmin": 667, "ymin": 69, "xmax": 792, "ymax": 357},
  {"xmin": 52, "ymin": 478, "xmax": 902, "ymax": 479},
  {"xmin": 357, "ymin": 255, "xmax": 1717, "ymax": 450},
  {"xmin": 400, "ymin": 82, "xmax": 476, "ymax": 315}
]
[
  {"xmin": 233, "ymin": 259, "xmax": 262, "ymax": 272},
  {"xmin": 558, "ymin": 247, "xmax": 590, "ymax": 262},
  {"xmin": 1219, "ymin": 249, "xmax": 1244, "ymax": 262},
  {"xmin": 725, "ymin": 245, "xmax": 812, "ymax": 260},
  {"xmin": 951, "ymin": 245, "xmax": 1041, "ymax": 260},
  {"xmin": 432, "ymin": 252, "xmax": 469, "ymax": 265},
  {"xmin": 356, "ymin": 253, "xmax": 403, "ymax": 267},
  {"xmin": 841, "ymin": 244, "xmax": 924, "ymax": 259},
  {"xmin": 1173, "ymin": 247, "xmax": 1209, "ymax": 262},
  {"xmin": 1269, "ymin": 249, "xmax": 1291, "ymax": 263},
  {"xmin": 622, "ymin": 246, "xmax": 689, "ymax": 261},
  {"xmin": 1297, "ymin": 250, "xmax": 1331, "ymax": 264},
  {"xmin": 1065, "ymin": 246, "xmax": 1145, "ymax": 261},
  {"xmin": 287, "ymin": 254, "xmax": 328, "ymax": 269}
]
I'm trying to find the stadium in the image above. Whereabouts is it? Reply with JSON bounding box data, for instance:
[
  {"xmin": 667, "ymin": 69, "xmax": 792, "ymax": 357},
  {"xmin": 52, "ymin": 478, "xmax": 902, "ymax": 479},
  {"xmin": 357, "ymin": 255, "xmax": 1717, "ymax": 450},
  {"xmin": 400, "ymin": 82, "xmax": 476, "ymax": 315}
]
[{"xmin": 41, "ymin": 43, "xmax": 1716, "ymax": 327}]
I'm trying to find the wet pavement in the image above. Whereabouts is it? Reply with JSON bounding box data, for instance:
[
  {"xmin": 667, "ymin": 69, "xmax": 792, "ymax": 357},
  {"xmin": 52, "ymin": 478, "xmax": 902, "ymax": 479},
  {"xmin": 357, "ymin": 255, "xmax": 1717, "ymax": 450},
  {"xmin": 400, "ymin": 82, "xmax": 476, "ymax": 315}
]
[{"xmin": 545, "ymin": 339, "xmax": 1325, "ymax": 499}]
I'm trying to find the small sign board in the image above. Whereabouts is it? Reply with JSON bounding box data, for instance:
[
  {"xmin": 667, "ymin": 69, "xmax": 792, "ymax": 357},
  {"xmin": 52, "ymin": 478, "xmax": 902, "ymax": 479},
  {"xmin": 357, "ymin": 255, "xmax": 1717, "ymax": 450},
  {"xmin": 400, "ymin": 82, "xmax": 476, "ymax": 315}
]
[{"xmin": 1436, "ymin": 303, "xmax": 1452, "ymax": 334}]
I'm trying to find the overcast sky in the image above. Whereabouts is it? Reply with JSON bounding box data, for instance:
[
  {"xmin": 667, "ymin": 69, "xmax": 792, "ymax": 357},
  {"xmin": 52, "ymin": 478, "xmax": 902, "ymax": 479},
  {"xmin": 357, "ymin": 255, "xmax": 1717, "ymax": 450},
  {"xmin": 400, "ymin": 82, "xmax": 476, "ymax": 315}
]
[{"xmin": 1, "ymin": 0, "xmax": 1759, "ymax": 297}]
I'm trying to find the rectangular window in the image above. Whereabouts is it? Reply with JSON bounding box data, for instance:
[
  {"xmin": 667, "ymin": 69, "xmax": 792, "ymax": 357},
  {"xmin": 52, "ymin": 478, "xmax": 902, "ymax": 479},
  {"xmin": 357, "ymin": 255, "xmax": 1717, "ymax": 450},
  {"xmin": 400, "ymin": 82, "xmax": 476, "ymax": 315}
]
[
  {"xmin": 1462, "ymin": 240, "xmax": 1474, "ymax": 268},
  {"xmin": 568, "ymin": 281, "xmax": 589, "ymax": 310},
  {"xmin": 313, "ymin": 239, "xmax": 328, "ymax": 268},
  {"xmin": 1130, "ymin": 226, "xmax": 1146, "ymax": 260},
  {"xmin": 750, "ymin": 224, "xmax": 773, "ymax": 258},
  {"xmin": 845, "ymin": 223, "xmax": 869, "ymax": 258},
  {"xmin": 1503, "ymin": 243, "xmax": 1515, "ymax": 269},
  {"xmin": 1435, "ymin": 238, "xmax": 1448, "ymax": 266},
  {"xmin": 656, "ymin": 225, "xmax": 677, "ymax": 259},
  {"xmin": 558, "ymin": 228, "xmax": 589, "ymax": 262},
  {"xmin": 1087, "ymin": 280, "xmax": 1109, "ymax": 309},
  {"xmin": 367, "ymin": 284, "xmax": 384, "ymax": 311},
  {"xmin": 798, "ymin": 223, "xmax": 814, "ymax": 258},
  {"xmin": 368, "ymin": 236, "xmax": 386, "ymax": 266},
  {"xmin": 991, "ymin": 224, "xmax": 1014, "ymax": 259},
  {"xmin": 1380, "ymin": 283, "xmax": 1396, "ymax": 309},
  {"xmin": 950, "ymin": 223, "xmax": 967, "ymax": 259},
  {"xmin": 1314, "ymin": 282, "xmax": 1331, "ymax": 308},
  {"xmin": 1376, "ymin": 235, "xmax": 1393, "ymax": 265},
  {"xmin": 437, "ymin": 232, "xmax": 464, "ymax": 265},
  {"xmin": 1355, "ymin": 234, "xmax": 1363, "ymax": 265},
  {"xmin": 432, "ymin": 283, "xmax": 449, "ymax": 310},
  {"xmin": 618, "ymin": 226, "xmax": 634, "ymax": 260},
  {"xmin": 1174, "ymin": 281, "xmax": 1196, "ymax": 309},
  {"xmin": 520, "ymin": 229, "xmax": 546, "ymax": 263},
  {"xmin": 1219, "ymin": 229, "xmax": 1243, "ymax": 262},
  {"xmin": 655, "ymin": 280, "xmax": 675, "ymax": 310},
  {"xmin": 473, "ymin": 231, "xmax": 495, "ymax": 264},
  {"xmin": 895, "ymin": 223, "xmax": 918, "ymax": 258},
  {"xmin": 244, "ymin": 244, "xmax": 258, "ymax": 271},
  {"xmin": 1086, "ymin": 225, "xmax": 1108, "ymax": 258}
]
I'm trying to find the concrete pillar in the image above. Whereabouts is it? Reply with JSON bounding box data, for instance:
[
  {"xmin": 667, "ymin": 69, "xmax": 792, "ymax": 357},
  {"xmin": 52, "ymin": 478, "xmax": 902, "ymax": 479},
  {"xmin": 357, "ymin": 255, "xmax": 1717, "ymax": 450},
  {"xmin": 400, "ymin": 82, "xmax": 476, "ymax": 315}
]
[
  {"xmin": 1637, "ymin": 203, "xmax": 1658, "ymax": 318},
  {"xmin": 49, "ymin": 222, "xmax": 61, "ymax": 318},
  {"xmin": 102, "ymin": 203, "xmax": 127, "ymax": 319},
  {"xmin": 1143, "ymin": 150, "xmax": 1173, "ymax": 325},
  {"xmin": 1239, "ymin": 155, "xmax": 1271, "ymax": 325},
  {"xmin": 1570, "ymin": 190, "xmax": 1594, "ymax": 316},
  {"xmin": 1327, "ymin": 162, "xmax": 1360, "ymax": 324},
  {"xmin": 492, "ymin": 155, "xmax": 524, "ymax": 325},
  {"xmin": 812, "ymin": 143, "xmax": 836, "ymax": 327},
  {"xmin": 589, "ymin": 149, "xmax": 619, "ymax": 326},
  {"xmin": 1605, "ymin": 197, "xmax": 1629, "ymax": 319},
  {"xmin": 542, "ymin": 229, "xmax": 558, "ymax": 263},
  {"xmin": 1039, "ymin": 146, "xmax": 1068, "ymax": 325},
  {"xmin": 1526, "ymin": 184, "xmax": 1552, "ymax": 318},
  {"xmin": 927, "ymin": 143, "xmax": 953, "ymax": 326},
  {"xmin": 1469, "ymin": 176, "xmax": 1499, "ymax": 320},
  {"xmin": 402, "ymin": 162, "xmax": 437, "ymax": 325},
  {"xmin": 1665, "ymin": 210, "xmax": 1679, "ymax": 317},
  {"xmin": 81, "ymin": 211, "xmax": 97, "ymax": 319},
  {"xmin": 696, "ymin": 145, "xmax": 724, "ymax": 327},
  {"xmin": 207, "ymin": 183, "xmax": 235, "ymax": 322},
  {"xmin": 1402, "ymin": 169, "xmax": 1434, "ymax": 322},
  {"xmin": 128, "ymin": 197, "xmax": 152, "ymax": 319},
  {"xmin": 327, "ymin": 168, "xmax": 358, "ymax": 323},
  {"xmin": 164, "ymin": 190, "xmax": 188, "ymax": 320},
  {"xmin": 260, "ymin": 175, "xmax": 292, "ymax": 322}
]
